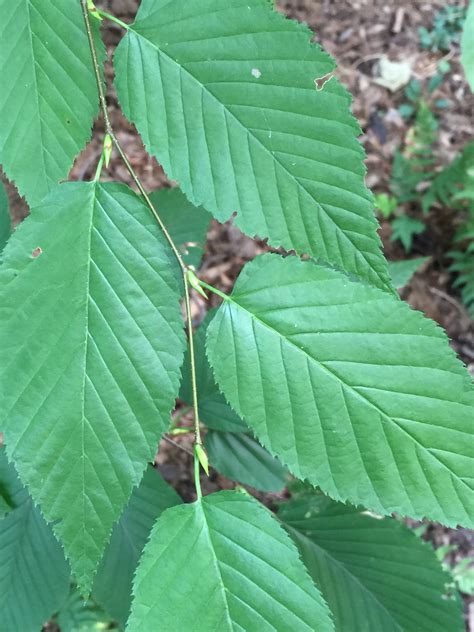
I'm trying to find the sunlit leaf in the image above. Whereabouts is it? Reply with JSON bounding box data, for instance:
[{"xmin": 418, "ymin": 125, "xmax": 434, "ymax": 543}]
[
  {"xmin": 0, "ymin": 0, "xmax": 103, "ymax": 205},
  {"xmin": 128, "ymin": 491, "xmax": 333, "ymax": 631},
  {"xmin": 206, "ymin": 253, "xmax": 474, "ymax": 527},
  {"xmin": 115, "ymin": 0, "xmax": 391, "ymax": 291},
  {"xmin": 0, "ymin": 182, "xmax": 186, "ymax": 590}
]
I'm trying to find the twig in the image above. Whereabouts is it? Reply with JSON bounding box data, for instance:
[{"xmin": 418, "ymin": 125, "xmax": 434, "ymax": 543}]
[
  {"xmin": 163, "ymin": 435, "xmax": 194, "ymax": 458},
  {"xmin": 428, "ymin": 286, "xmax": 467, "ymax": 316},
  {"xmin": 81, "ymin": 1, "xmax": 204, "ymax": 498},
  {"xmin": 392, "ymin": 8, "xmax": 405, "ymax": 34},
  {"xmin": 80, "ymin": 1, "xmax": 186, "ymax": 272}
]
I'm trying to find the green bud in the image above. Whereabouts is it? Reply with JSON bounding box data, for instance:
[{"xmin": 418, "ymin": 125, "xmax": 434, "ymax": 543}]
[
  {"xmin": 103, "ymin": 134, "xmax": 113, "ymax": 167},
  {"xmin": 186, "ymin": 268, "xmax": 208, "ymax": 299},
  {"xmin": 195, "ymin": 443, "xmax": 209, "ymax": 476},
  {"xmin": 169, "ymin": 427, "xmax": 192, "ymax": 436},
  {"xmin": 87, "ymin": 0, "xmax": 102, "ymax": 20}
]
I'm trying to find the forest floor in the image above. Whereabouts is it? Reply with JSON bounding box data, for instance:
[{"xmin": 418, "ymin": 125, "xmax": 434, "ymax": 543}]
[{"xmin": 3, "ymin": 0, "xmax": 473, "ymax": 628}]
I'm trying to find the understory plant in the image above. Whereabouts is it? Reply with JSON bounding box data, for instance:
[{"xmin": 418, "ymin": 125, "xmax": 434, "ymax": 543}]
[
  {"xmin": 386, "ymin": 104, "xmax": 474, "ymax": 310},
  {"xmin": 419, "ymin": 4, "xmax": 466, "ymax": 53},
  {"xmin": 0, "ymin": 1, "xmax": 473, "ymax": 631}
]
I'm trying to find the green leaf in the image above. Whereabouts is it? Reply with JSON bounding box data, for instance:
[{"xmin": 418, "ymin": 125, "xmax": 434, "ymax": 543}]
[
  {"xmin": 205, "ymin": 430, "xmax": 288, "ymax": 492},
  {"xmin": 390, "ymin": 216, "xmax": 425, "ymax": 252},
  {"xmin": 0, "ymin": 0, "xmax": 103, "ymax": 206},
  {"xmin": 93, "ymin": 466, "xmax": 182, "ymax": 629},
  {"xmin": 428, "ymin": 72, "xmax": 444, "ymax": 94},
  {"xmin": 404, "ymin": 79, "xmax": 422, "ymax": 102},
  {"xmin": 114, "ymin": 0, "xmax": 391, "ymax": 292},
  {"xmin": 374, "ymin": 192, "xmax": 397, "ymax": 219},
  {"xmin": 149, "ymin": 187, "xmax": 211, "ymax": 269},
  {"xmin": 398, "ymin": 103, "xmax": 415, "ymax": 120},
  {"xmin": 450, "ymin": 246, "xmax": 474, "ymax": 317},
  {"xmin": 0, "ymin": 182, "xmax": 186, "ymax": 591},
  {"xmin": 0, "ymin": 447, "xmax": 70, "ymax": 632},
  {"xmin": 453, "ymin": 558, "xmax": 474, "ymax": 595},
  {"xmin": 388, "ymin": 256, "xmax": 429, "ymax": 289},
  {"xmin": 461, "ymin": 0, "xmax": 474, "ymax": 91},
  {"xmin": 56, "ymin": 588, "xmax": 112, "ymax": 632},
  {"xmin": 0, "ymin": 494, "xmax": 11, "ymax": 518},
  {"xmin": 180, "ymin": 310, "xmax": 247, "ymax": 432},
  {"xmin": 0, "ymin": 442, "xmax": 15, "ymax": 518},
  {"xmin": 0, "ymin": 182, "xmax": 11, "ymax": 253},
  {"xmin": 205, "ymin": 254, "xmax": 474, "ymax": 527},
  {"xmin": 128, "ymin": 490, "xmax": 334, "ymax": 631},
  {"xmin": 279, "ymin": 494, "xmax": 463, "ymax": 632},
  {"xmin": 426, "ymin": 141, "xmax": 474, "ymax": 209}
]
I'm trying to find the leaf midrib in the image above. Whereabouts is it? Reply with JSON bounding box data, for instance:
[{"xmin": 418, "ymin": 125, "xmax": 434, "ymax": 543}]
[
  {"xmin": 126, "ymin": 26, "xmax": 387, "ymax": 289},
  {"xmin": 220, "ymin": 293, "xmax": 472, "ymax": 512},
  {"xmin": 196, "ymin": 500, "xmax": 234, "ymax": 632},
  {"xmin": 78, "ymin": 182, "xmax": 97, "ymax": 579}
]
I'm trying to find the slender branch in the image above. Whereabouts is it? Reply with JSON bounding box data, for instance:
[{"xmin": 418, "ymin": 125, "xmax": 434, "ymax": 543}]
[
  {"xmin": 199, "ymin": 280, "xmax": 229, "ymax": 301},
  {"xmin": 80, "ymin": 0, "xmax": 186, "ymax": 273},
  {"xmin": 81, "ymin": 1, "xmax": 205, "ymax": 498},
  {"xmin": 184, "ymin": 273, "xmax": 204, "ymax": 499},
  {"xmin": 97, "ymin": 10, "xmax": 130, "ymax": 30},
  {"xmin": 163, "ymin": 435, "xmax": 194, "ymax": 458},
  {"xmin": 194, "ymin": 453, "xmax": 202, "ymax": 500},
  {"xmin": 169, "ymin": 405, "xmax": 192, "ymax": 430},
  {"xmin": 184, "ymin": 275, "xmax": 202, "ymax": 448}
]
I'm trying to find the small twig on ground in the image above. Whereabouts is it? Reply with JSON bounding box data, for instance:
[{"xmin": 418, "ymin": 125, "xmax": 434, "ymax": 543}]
[
  {"xmin": 162, "ymin": 435, "xmax": 194, "ymax": 458},
  {"xmin": 428, "ymin": 286, "xmax": 466, "ymax": 316}
]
